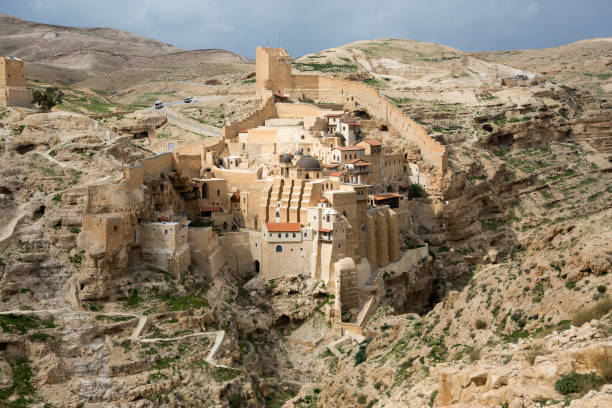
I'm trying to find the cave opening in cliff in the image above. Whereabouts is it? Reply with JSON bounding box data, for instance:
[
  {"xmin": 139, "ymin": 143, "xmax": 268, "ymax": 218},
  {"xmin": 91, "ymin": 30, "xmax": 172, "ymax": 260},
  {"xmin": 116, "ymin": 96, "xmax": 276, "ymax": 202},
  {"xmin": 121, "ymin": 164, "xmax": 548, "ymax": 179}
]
[{"xmin": 16, "ymin": 144, "xmax": 36, "ymax": 155}]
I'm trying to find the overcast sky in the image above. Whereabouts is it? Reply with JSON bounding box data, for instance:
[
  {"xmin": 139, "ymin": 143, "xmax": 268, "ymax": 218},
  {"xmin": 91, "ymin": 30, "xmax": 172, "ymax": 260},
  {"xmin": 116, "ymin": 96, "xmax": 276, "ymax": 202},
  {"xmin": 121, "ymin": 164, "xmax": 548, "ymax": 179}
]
[{"xmin": 1, "ymin": 0, "xmax": 611, "ymax": 58}]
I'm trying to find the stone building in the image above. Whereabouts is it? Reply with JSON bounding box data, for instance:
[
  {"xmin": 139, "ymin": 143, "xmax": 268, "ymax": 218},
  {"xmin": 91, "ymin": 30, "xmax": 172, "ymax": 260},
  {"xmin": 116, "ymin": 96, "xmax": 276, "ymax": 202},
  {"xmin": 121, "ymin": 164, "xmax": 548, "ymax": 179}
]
[
  {"xmin": 76, "ymin": 46, "xmax": 443, "ymax": 334},
  {"xmin": 0, "ymin": 56, "xmax": 32, "ymax": 108}
]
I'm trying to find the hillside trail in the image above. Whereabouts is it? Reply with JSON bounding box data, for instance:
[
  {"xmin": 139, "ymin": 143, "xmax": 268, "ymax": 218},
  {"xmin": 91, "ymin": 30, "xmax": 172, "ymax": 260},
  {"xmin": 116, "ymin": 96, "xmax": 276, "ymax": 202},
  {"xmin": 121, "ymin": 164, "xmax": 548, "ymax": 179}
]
[{"xmin": 0, "ymin": 149, "xmax": 121, "ymax": 245}]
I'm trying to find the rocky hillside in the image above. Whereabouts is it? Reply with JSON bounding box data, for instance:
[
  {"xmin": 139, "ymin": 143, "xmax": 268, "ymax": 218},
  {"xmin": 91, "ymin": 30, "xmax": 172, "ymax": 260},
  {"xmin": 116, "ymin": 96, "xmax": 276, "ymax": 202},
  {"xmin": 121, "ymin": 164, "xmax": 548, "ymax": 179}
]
[
  {"xmin": 478, "ymin": 38, "xmax": 612, "ymax": 98},
  {"xmin": 0, "ymin": 20, "xmax": 611, "ymax": 408}
]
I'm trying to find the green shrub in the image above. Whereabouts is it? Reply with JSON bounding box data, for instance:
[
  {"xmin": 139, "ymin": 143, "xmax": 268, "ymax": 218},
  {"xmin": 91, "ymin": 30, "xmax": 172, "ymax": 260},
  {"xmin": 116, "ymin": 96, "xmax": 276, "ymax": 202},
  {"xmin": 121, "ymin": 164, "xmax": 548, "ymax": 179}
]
[
  {"xmin": 354, "ymin": 341, "xmax": 369, "ymax": 366},
  {"xmin": 228, "ymin": 394, "xmax": 243, "ymax": 408},
  {"xmin": 572, "ymin": 297, "xmax": 612, "ymax": 327},
  {"xmin": 565, "ymin": 281, "xmax": 576, "ymax": 289},
  {"xmin": 474, "ymin": 319, "xmax": 487, "ymax": 330},
  {"xmin": 429, "ymin": 390, "xmax": 439, "ymax": 407},
  {"xmin": 28, "ymin": 332, "xmax": 54, "ymax": 342},
  {"xmin": 597, "ymin": 285, "xmax": 607, "ymax": 294},
  {"xmin": 0, "ymin": 359, "xmax": 35, "ymax": 404},
  {"xmin": 119, "ymin": 289, "xmax": 142, "ymax": 309},
  {"xmin": 32, "ymin": 87, "xmax": 64, "ymax": 111},
  {"xmin": 211, "ymin": 367, "xmax": 240, "ymax": 382},
  {"xmin": 554, "ymin": 372, "xmax": 603, "ymax": 395},
  {"xmin": 469, "ymin": 348, "xmax": 481, "ymax": 362},
  {"xmin": 407, "ymin": 183, "xmax": 426, "ymax": 199}
]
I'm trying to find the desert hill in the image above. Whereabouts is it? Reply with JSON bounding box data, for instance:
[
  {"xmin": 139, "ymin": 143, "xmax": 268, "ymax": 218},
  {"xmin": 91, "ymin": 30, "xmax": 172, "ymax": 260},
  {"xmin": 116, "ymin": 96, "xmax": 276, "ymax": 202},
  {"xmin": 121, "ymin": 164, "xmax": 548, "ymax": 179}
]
[
  {"xmin": 0, "ymin": 14, "xmax": 253, "ymax": 89},
  {"xmin": 0, "ymin": 13, "xmax": 182, "ymax": 58},
  {"xmin": 478, "ymin": 38, "xmax": 612, "ymax": 97}
]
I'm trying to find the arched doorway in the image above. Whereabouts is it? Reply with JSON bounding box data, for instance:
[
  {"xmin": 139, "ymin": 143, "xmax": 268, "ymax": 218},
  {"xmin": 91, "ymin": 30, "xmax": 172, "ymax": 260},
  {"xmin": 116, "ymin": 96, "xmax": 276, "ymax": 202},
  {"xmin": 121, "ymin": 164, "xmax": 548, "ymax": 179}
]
[{"xmin": 254, "ymin": 260, "xmax": 260, "ymax": 273}]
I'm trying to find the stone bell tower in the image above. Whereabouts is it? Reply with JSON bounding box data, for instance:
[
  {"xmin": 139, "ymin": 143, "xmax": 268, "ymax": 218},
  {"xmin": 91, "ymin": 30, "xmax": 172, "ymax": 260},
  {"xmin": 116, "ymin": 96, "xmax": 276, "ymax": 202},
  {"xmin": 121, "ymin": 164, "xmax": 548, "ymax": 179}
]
[
  {"xmin": 0, "ymin": 56, "xmax": 32, "ymax": 108},
  {"xmin": 255, "ymin": 47, "xmax": 292, "ymax": 96}
]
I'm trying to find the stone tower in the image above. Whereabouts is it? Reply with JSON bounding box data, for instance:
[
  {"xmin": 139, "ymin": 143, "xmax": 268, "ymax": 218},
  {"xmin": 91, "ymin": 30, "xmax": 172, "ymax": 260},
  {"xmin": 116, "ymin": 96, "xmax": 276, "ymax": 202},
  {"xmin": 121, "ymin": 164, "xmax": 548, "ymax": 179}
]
[
  {"xmin": 255, "ymin": 47, "xmax": 292, "ymax": 96},
  {"xmin": 0, "ymin": 56, "xmax": 32, "ymax": 108}
]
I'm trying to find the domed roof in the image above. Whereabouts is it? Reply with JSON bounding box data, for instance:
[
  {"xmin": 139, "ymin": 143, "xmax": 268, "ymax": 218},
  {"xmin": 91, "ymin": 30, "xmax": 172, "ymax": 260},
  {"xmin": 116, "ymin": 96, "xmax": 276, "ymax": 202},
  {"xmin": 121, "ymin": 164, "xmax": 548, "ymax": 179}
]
[
  {"xmin": 296, "ymin": 154, "xmax": 321, "ymax": 170},
  {"xmin": 323, "ymin": 207, "xmax": 338, "ymax": 215},
  {"xmin": 319, "ymin": 197, "xmax": 329, "ymax": 203},
  {"xmin": 280, "ymin": 154, "xmax": 292, "ymax": 163}
]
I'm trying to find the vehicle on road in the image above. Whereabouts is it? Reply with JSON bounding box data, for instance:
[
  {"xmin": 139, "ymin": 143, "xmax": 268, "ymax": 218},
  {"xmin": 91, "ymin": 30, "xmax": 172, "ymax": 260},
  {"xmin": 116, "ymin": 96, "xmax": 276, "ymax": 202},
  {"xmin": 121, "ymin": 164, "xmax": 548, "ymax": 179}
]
[
  {"xmin": 154, "ymin": 100, "xmax": 163, "ymax": 109},
  {"xmin": 184, "ymin": 97, "xmax": 192, "ymax": 103}
]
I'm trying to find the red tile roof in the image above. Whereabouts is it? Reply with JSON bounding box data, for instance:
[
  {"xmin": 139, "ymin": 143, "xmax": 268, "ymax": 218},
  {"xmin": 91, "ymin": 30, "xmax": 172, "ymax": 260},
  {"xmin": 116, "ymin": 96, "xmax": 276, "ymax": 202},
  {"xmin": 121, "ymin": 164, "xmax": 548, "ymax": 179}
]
[
  {"xmin": 323, "ymin": 164, "xmax": 339, "ymax": 168},
  {"xmin": 325, "ymin": 113, "xmax": 344, "ymax": 117},
  {"xmin": 328, "ymin": 171, "xmax": 345, "ymax": 177},
  {"xmin": 319, "ymin": 228, "xmax": 333, "ymax": 233},
  {"xmin": 265, "ymin": 222, "xmax": 302, "ymax": 232},
  {"xmin": 361, "ymin": 139, "xmax": 383, "ymax": 146}
]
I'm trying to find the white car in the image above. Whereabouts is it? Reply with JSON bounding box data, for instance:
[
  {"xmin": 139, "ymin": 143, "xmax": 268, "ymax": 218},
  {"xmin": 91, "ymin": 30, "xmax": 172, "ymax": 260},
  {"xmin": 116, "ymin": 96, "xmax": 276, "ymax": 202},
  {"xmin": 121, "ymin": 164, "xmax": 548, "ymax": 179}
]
[
  {"xmin": 154, "ymin": 101, "xmax": 163, "ymax": 109},
  {"xmin": 184, "ymin": 97, "xmax": 192, "ymax": 103}
]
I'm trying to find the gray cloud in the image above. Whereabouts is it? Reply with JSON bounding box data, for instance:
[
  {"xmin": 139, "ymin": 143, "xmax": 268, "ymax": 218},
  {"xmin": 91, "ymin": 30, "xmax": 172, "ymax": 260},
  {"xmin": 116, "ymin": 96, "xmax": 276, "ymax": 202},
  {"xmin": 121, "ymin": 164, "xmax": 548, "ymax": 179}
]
[{"xmin": 1, "ymin": 0, "xmax": 610, "ymax": 58}]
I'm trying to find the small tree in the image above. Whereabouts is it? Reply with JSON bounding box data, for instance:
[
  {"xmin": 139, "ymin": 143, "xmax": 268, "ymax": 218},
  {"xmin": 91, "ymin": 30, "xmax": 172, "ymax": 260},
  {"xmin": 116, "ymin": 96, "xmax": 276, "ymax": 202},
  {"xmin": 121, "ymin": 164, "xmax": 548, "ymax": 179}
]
[
  {"xmin": 334, "ymin": 132, "xmax": 346, "ymax": 145},
  {"xmin": 407, "ymin": 183, "xmax": 426, "ymax": 199},
  {"xmin": 32, "ymin": 87, "xmax": 63, "ymax": 111}
]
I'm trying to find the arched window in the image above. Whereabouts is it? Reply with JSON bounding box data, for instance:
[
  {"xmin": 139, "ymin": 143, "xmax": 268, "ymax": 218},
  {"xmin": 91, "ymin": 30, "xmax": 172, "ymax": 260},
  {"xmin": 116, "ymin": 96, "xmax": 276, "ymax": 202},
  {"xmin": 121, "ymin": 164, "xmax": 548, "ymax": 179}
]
[{"xmin": 276, "ymin": 245, "xmax": 283, "ymax": 253}]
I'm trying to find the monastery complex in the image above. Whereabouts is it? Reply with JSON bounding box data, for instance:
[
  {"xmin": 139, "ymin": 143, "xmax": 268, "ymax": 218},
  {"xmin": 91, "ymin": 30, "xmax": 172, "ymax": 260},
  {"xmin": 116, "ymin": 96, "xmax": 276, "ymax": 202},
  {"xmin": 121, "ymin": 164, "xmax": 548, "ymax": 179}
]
[{"xmin": 77, "ymin": 48, "xmax": 444, "ymax": 333}]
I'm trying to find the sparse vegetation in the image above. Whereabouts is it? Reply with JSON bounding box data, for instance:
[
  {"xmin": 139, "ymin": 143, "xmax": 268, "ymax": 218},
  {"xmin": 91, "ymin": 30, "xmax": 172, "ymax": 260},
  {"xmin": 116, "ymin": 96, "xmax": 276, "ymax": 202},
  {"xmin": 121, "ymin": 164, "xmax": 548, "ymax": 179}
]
[
  {"xmin": 554, "ymin": 372, "xmax": 603, "ymax": 395},
  {"xmin": 526, "ymin": 344, "xmax": 547, "ymax": 365},
  {"xmin": 293, "ymin": 61, "xmax": 358, "ymax": 73},
  {"xmin": 572, "ymin": 297, "xmax": 612, "ymax": 327}
]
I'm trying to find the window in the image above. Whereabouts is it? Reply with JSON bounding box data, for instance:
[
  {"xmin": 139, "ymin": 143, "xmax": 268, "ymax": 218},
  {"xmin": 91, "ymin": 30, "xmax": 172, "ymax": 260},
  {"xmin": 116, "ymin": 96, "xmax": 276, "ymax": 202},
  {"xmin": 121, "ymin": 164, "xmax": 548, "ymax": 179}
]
[
  {"xmin": 217, "ymin": 189, "xmax": 220, "ymax": 196},
  {"xmin": 304, "ymin": 232, "xmax": 307, "ymax": 237},
  {"xmin": 285, "ymin": 233, "xmax": 289, "ymax": 238},
  {"xmin": 164, "ymin": 230, "xmax": 168, "ymax": 235},
  {"xmin": 113, "ymin": 226, "xmax": 118, "ymax": 232},
  {"xmin": 278, "ymin": 233, "xmax": 281, "ymax": 238},
  {"xmin": 276, "ymin": 245, "xmax": 282, "ymax": 253}
]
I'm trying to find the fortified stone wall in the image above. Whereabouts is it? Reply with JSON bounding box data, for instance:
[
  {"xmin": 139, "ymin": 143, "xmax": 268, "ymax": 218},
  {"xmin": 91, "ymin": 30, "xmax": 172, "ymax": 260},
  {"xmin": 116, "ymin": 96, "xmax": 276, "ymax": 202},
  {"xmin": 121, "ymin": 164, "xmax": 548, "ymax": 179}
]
[
  {"xmin": 247, "ymin": 47, "xmax": 447, "ymax": 172},
  {"xmin": 285, "ymin": 75, "xmax": 448, "ymax": 172},
  {"xmin": 223, "ymin": 96, "xmax": 276, "ymax": 140}
]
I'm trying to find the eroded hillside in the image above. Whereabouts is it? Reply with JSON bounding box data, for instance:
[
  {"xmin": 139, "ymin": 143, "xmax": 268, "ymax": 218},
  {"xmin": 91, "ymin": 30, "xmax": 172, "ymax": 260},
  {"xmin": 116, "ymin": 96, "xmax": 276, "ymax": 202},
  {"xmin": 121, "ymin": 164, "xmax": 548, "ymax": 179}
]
[{"xmin": 0, "ymin": 24, "xmax": 611, "ymax": 408}]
